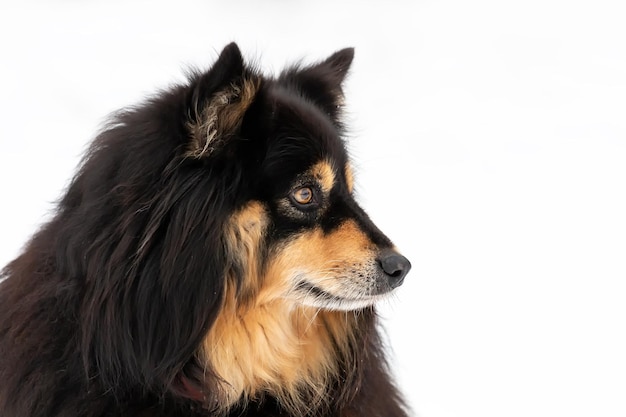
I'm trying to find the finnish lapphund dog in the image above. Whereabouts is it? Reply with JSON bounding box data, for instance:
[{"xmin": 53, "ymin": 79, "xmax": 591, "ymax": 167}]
[{"xmin": 0, "ymin": 43, "xmax": 412, "ymax": 417}]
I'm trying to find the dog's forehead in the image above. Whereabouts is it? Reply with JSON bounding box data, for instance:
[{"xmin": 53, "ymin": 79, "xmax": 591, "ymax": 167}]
[{"xmin": 260, "ymin": 84, "xmax": 352, "ymax": 188}]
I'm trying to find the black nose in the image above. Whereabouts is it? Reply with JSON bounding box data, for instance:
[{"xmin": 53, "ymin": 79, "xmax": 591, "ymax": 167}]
[{"xmin": 378, "ymin": 250, "xmax": 411, "ymax": 288}]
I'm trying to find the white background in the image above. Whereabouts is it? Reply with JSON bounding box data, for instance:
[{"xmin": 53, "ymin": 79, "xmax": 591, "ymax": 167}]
[{"xmin": 1, "ymin": 1, "xmax": 625, "ymax": 416}]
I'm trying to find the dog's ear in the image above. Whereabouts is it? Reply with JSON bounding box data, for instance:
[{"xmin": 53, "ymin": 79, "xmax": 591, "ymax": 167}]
[
  {"xmin": 279, "ymin": 47, "xmax": 355, "ymax": 123},
  {"xmin": 310, "ymin": 47, "xmax": 355, "ymax": 88},
  {"xmin": 187, "ymin": 42, "xmax": 260, "ymax": 159}
]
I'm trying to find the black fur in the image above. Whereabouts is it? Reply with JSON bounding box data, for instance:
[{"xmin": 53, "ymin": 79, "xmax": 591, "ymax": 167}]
[{"xmin": 0, "ymin": 43, "xmax": 410, "ymax": 417}]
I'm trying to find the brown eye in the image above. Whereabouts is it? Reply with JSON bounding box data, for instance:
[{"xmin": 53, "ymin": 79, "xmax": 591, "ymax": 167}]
[{"xmin": 291, "ymin": 187, "xmax": 313, "ymax": 205}]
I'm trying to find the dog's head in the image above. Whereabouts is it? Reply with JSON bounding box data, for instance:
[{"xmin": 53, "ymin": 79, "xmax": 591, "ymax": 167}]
[
  {"xmin": 186, "ymin": 43, "xmax": 411, "ymax": 312},
  {"xmin": 68, "ymin": 43, "xmax": 410, "ymax": 412}
]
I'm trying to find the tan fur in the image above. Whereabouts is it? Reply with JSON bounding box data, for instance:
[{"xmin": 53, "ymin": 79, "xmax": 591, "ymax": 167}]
[
  {"xmin": 345, "ymin": 162, "xmax": 354, "ymax": 194},
  {"xmin": 310, "ymin": 160, "xmax": 335, "ymax": 193},
  {"xmin": 204, "ymin": 298, "xmax": 357, "ymax": 414},
  {"xmin": 187, "ymin": 77, "xmax": 260, "ymax": 158},
  {"xmin": 203, "ymin": 201, "xmax": 367, "ymax": 414},
  {"xmin": 274, "ymin": 220, "xmax": 374, "ymax": 283},
  {"xmin": 221, "ymin": 201, "xmax": 268, "ymax": 300},
  {"xmin": 270, "ymin": 219, "xmax": 378, "ymax": 301}
]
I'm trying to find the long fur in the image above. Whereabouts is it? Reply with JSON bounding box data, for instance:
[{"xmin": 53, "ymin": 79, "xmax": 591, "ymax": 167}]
[{"xmin": 0, "ymin": 43, "xmax": 411, "ymax": 417}]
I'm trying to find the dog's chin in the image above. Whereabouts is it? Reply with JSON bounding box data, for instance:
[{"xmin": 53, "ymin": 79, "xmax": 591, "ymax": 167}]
[{"xmin": 293, "ymin": 281, "xmax": 393, "ymax": 311}]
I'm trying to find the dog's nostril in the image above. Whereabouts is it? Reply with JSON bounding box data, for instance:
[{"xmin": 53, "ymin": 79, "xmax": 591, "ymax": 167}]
[{"xmin": 378, "ymin": 251, "xmax": 411, "ymax": 288}]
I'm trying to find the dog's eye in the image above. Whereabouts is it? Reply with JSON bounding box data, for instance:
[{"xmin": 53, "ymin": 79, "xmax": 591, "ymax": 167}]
[{"xmin": 291, "ymin": 187, "xmax": 314, "ymax": 205}]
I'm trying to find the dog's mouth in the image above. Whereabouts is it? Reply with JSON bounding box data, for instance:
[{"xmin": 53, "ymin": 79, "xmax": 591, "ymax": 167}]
[{"xmin": 293, "ymin": 280, "xmax": 393, "ymax": 311}]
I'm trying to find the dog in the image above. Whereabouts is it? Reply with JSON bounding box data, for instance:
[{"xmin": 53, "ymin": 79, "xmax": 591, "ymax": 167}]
[{"xmin": 0, "ymin": 43, "xmax": 411, "ymax": 417}]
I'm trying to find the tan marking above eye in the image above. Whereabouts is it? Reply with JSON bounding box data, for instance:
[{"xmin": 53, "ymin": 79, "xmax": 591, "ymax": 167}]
[
  {"xmin": 291, "ymin": 187, "xmax": 313, "ymax": 205},
  {"xmin": 310, "ymin": 160, "xmax": 335, "ymax": 193}
]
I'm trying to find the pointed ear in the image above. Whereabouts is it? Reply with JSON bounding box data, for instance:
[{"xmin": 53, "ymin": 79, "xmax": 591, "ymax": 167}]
[
  {"xmin": 187, "ymin": 43, "xmax": 260, "ymax": 159},
  {"xmin": 317, "ymin": 47, "xmax": 355, "ymax": 86},
  {"xmin": 279, "ymin": 47, "xmax": 355, "ymax": 122}
]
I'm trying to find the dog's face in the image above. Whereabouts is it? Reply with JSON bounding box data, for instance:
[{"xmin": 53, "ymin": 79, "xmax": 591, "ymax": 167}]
[
  {"xmin": 227, "ymin": 114, "xmax": 410, "ymax": 313},
  {"xmin": 261, "ymin": 159, "xmax": 406, "ymax": 311},
  {"xmin": 189, "ymin": 44, "xmax": 411, "ymax": 313}
]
